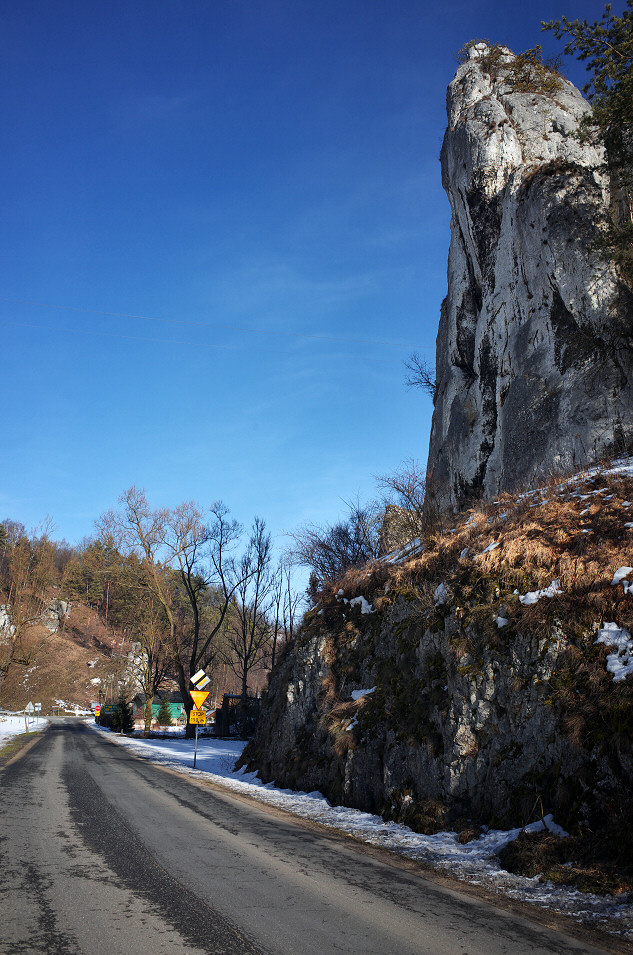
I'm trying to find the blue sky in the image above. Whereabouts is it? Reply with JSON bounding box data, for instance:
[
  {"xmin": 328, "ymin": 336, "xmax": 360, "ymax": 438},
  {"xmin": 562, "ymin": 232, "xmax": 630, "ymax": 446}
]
[{"xmin": 1, "ymin": 0, "xmax": 608, "ymax": 555}]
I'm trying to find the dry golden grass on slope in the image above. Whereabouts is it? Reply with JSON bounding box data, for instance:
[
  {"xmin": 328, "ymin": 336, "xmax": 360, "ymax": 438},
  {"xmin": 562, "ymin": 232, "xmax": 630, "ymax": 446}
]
[
  {"xmin": 0, "ymin": 621, "xmax": 119, "ymax": 713},
  {"xmin": 328, "ymin": 465, "xmax": 633, "ymax": 640}
]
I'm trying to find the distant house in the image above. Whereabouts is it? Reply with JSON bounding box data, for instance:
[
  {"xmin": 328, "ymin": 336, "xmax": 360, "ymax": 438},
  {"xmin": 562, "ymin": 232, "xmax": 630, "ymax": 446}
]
[{"xmin": 132, "ymin": 691, "xmax": 185, "ymax": 729}]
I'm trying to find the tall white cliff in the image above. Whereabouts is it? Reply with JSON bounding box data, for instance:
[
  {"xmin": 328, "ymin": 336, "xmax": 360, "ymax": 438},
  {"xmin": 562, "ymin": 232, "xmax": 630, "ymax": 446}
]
[{"xmin": 426, "ymin": 44, "xmax": 633, "ymax": 511}]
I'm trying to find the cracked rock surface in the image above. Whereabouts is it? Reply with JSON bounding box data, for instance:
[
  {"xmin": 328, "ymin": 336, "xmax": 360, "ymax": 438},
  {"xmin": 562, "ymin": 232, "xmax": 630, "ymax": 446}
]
[{"xmin": 426, "ymin": 44, "xmax": 633, "ymax": 512}]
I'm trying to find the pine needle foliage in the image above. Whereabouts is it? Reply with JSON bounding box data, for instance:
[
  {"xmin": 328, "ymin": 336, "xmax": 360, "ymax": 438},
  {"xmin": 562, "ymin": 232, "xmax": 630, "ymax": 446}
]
[{"xmin": 543, "ymin": 2, "xmax": 633, "ymax": 284}]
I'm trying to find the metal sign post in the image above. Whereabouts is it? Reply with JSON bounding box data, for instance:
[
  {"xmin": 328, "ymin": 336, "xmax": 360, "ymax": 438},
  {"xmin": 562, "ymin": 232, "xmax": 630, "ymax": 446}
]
[
  {"xmin": 24, "ymin": 701, "xmax": 35, "ymax": 733},
  {"xmin": 189, "ymin": 707, "xmax": 207, "ymax": 767},
  {"xmin": 189, "ymin": 669, "xmax": 210, "ymax": 769}
]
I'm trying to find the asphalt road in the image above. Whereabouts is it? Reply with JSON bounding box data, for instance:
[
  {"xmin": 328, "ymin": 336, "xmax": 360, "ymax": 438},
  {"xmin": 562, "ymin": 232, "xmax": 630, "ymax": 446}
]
[{"xmin": 0, "ymin": 720, "xmax": 620, "ymax": 955}]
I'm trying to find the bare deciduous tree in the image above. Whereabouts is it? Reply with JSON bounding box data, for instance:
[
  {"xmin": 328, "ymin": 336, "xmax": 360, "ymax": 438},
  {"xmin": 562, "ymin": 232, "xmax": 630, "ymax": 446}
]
[
  {"xmin": 404, "ymin": 352, "xmax": 438, "ymax": 400},
  {"xmin": 376, "ymin": 458, "xmax": 431, "ymax": 550},
  {"xmin": 268, "ymin": 558, "xmax": 301, "ymax": 669},
  {"xmin": 165, "ymin": 501, "xmax": 256, "ymax": 732},
  {"xmin": 288, "ymin": 499, "xmax": 382, "ymax": 597},
  {"xmin": 0, "ymin": 519, "xmax": 57, "ymax": 689},
  {"xmin": 97, "ymin": 489, "xmax": 259, "ymax": 736},
  {"xmin": 122, "ymin": 574, "xmax": 173, "ymax": 738},
  {"xmin": 221, "ymin": 517, "xmax": 273, "ymax": 734}
]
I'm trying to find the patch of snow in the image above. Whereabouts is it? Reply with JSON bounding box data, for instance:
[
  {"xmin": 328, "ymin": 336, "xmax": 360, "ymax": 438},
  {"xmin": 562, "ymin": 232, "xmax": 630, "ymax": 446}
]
[
  {"xmin": 351, "ymin": 687, "xmax": 376, "ymax": 701},
  {"xmin": 479, "ymin": 541, "xmax": 500, "ymax": 556},
  {"xmin": 495, "ymin": 616, "xmax": 509, "ymax": 628},
  {"xmin": 519, "ymin": 580, "xmax": 562, "ymax": 606},
  {"xmin": 380, "ymin": 538, "xmax": 424, "ymax": 565},
  {"xmin": 348, "ymin": 596, "xmax": 375, "ymax": 615},
  {"xmin": 434, "ymin": 582, "xmax": 447, "ymax": 606},
  {"xmin": 625, "ymin": 522, "xmax": 633, "ymax": 530},
  {"xmin": 611, "ymin": 567, "xmax": 633, "ymax": 591},
  {"xmin": 595, "ymin": 623, "xmax": 633, "ymax": 682},
  {"xmin": 0, "ymin": 714, "xmax": 48, "ymax": 742}
]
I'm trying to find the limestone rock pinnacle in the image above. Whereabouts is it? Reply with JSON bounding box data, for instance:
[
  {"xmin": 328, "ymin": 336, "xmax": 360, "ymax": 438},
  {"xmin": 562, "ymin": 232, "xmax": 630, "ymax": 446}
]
[{"xmin": 426, "ymin": 44, "xmax": 633, "ymax": 511}]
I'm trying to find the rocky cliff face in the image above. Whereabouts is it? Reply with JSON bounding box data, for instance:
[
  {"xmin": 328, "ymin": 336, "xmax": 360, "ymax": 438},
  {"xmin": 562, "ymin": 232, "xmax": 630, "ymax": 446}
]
[
  {"xmin": 426, "ymin": 43, "xmax": 633, "ymax": 513},
  {"xmin": 242, "ymin": 465, "xmax": 633, "ymax": 838}
]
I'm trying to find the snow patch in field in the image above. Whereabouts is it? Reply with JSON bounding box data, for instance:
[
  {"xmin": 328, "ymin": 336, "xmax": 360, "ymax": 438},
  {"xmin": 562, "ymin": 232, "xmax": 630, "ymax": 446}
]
[
  {"xmin": 478, "ymin": 541, "xmax": 500, "ymax": 556},
  {"xmin": 0, "ymin": 713, "xmax": 48, "ymax": 742},
  {"xmin": 348, "ymin": 595, "xmax": 375, "ymax": 614},
  {"xmin": 379, "ymin": 539, "xmax": 424, "ymax": 565},
  {"xmin": 337, "ymin": 593, "xmax": 375, "ymax": 614}
]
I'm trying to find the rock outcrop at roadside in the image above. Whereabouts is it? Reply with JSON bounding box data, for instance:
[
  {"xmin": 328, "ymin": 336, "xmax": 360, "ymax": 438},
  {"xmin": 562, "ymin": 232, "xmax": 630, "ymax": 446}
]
[
  {"xmin": 426, "ymin": 43, "xmax": 633, "ymax": 513},
  {"xmin": 240, "ymin": 464, "xmax": 633, "ymax": 839}
]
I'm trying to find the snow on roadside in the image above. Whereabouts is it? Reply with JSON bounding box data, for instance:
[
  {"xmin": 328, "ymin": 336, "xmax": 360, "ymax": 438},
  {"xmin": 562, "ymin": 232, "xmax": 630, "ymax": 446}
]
[
  {"xmin": 86, "ymin": 723, "xmax": 633, "ymax": 937},
  {"xmin": 0, "ymin": 713, "xmax": 48, "ymax": 742}
]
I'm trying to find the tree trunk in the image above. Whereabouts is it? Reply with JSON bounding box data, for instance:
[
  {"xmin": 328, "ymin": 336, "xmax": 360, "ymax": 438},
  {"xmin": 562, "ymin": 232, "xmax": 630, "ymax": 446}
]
[
  {"xmin": 240, "ymin": 670, "xmax": 248, "ymax": 739},
  {"xmin": 144, "ymin": 694, "xmax": 154, "ymax": 738},
  {"xmin": 175, "ymin": 657, "xmax": 195, "ymax": 739}
]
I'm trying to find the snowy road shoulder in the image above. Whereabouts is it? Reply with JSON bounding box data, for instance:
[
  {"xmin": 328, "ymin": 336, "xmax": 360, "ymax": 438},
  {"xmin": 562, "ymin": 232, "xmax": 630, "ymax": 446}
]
[
  {"xmin": 0, "ymin": 713, "xmax": 48, "ymax": 746},
  {"xmin": 86, "ymin": 722, "xmax": 633, "ymax": 939}
]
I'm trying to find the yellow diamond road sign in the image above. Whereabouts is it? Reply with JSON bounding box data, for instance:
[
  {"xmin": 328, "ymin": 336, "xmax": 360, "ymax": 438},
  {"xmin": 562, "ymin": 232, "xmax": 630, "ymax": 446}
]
[
  {"xmin": 191, "ymin": 668, "xmax": 211, "ymax": 690},
  {"xmin": 189, "ymin": 710, "xmax": 207, "ymax": 725}
]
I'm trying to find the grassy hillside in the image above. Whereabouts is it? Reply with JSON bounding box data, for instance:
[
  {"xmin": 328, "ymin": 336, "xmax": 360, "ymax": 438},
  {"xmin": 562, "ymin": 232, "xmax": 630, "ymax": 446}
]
[{"xmin": 0, "ymin": 603, "xmax": 129, "ymax": 712}]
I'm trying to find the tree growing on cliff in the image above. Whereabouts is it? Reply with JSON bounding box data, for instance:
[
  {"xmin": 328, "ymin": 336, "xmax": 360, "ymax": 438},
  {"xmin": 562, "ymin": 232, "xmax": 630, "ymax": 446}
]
[
  {"xmin": 403, "ymin": 352, "xmax": 437, "ymax": 401},
  {"xmin": 289, "ymin": 499, "xmax": 382, "ymax": 598},
  {"xmin": 543, "ymin": 2, "xmax": 633, "ymax": 282},
  {"xmin": 376, "ymin": 459, "xmax": 432, "ymax": 549}
]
